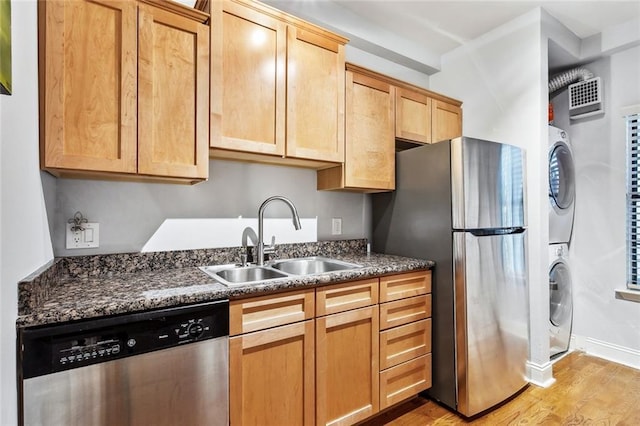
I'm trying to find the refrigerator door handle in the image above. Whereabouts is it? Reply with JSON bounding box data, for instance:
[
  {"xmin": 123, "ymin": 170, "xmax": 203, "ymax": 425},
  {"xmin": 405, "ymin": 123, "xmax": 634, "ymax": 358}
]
[{"xmin": 467, "ymin": 228, "xmax": 526, "ymax": 236}]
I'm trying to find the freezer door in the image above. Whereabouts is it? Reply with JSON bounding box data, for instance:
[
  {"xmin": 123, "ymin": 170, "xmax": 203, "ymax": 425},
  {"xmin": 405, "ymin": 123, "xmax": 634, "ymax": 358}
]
[
  {"xmin": 453, "ymin": 230, "xmax": 528, "ymax": 417},
  {"xmin": 451, "ymin": 137, "xmax": 526, "ymax": 230}
]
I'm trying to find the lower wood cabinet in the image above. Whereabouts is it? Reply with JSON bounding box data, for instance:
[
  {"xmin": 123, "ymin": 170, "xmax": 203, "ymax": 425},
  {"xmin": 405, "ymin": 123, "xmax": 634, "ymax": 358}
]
[
  {"xmin": 229, "ymin": 320, "xmax": 315, "ymax": 426},
  {"xmin": 316, "ymin": 305, "xmax": 379, "ymax": 426},
  {"xmin": 229, "ymin": 270, "xmax": 432, "ymax": 426}
]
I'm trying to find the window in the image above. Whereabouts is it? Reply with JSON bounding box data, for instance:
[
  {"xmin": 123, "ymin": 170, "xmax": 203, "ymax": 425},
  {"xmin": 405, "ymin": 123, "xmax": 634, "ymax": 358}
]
[{"xmin": 627, "ymin": 113, "xmax": 639, "ymax": 290}]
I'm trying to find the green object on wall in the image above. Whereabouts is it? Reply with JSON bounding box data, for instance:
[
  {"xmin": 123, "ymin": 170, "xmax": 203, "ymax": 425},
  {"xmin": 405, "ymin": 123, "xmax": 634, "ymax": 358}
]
[{"xmin": 0, "ymin": 0, "xmax": 11, "ymax": 95}]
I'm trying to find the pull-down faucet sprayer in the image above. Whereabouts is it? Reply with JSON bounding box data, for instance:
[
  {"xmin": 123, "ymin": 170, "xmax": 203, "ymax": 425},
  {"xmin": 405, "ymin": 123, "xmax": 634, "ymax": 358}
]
[{"xmin": 256, "ymin": 196, "xmax": 302, "ymax": 266}]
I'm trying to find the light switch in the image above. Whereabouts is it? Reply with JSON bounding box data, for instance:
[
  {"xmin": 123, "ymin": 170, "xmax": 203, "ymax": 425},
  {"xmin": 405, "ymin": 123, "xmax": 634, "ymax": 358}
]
[{"xmin": 331, "ymin": 218, "xmax": 342, "ymax": 235}]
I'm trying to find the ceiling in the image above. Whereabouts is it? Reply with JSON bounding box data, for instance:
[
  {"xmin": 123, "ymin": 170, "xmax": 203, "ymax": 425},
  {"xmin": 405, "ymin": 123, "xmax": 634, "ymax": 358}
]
[{"xmin": 261, "ymin": 0, "xmax": 640, "ymax": 74}]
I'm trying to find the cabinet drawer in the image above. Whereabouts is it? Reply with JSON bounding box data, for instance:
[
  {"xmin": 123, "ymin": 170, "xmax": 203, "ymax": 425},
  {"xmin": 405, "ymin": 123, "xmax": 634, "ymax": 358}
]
[
  {"xmin": 380, "ymin": 319, "xmax": 431, "ymax": 370},
  {"xmin": 380, "ymin": 354, "xmax": 432, "ymax": 410},
  {"xmin": 380, "ymin": 294, "xmax": 431, "ymax": 330},
  {"xmin": 380, "ymin": 271, "xmax": 431, "ymax": 302},
  {"xmin": 230, "ymin": 289, "xmax": 315, "ymax": 335},
  {"xmin": 316, "ymin": 278, "xmax": 379, "ymax": 316}
]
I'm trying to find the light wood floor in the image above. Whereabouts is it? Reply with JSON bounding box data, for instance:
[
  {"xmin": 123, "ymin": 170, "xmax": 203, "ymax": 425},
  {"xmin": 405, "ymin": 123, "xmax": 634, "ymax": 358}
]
[{"xmin": 361, "ymin": 351, "xmax": 640, "ymax": 425}]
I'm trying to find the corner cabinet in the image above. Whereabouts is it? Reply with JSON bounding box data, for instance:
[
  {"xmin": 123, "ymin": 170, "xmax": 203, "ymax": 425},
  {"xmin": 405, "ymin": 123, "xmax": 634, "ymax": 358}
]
[
  {"xmin": 229, "ymin": 270, "xmax": 432, "ymax": 426},
  {"xmin": 210, "ymin": 0, "xmax": 346, "ymax": 167},
  {"xmin": 318, "ymin": 64, "xmax": 462, "ymax": 193},
  {"xmin": 39, "ymin": 0, "xmax": 210, "ymax": 184},
  {"xmin": 317, "ymin": 66, "xmax": 395, "ymax": 192}
]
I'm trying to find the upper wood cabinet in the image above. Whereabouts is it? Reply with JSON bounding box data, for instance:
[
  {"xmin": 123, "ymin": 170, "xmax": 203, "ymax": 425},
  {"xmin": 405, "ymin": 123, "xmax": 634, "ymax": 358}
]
[
  {"xmin": 396, "ymin": 87, "xmax": 432, "ymax": 144},
  {"xmin": 210, "ymin": 0, "xmax": 286, "ymax": 157},
  {"xmin": 395, "ymin": 86, "xmax": 462, "ymax": 145},
  {"xmin": 137, "ymin": 2, "xmax": 210, "ymax": 179},
  {"xmin": 286, "ymin": 26, "xmax": 345, "ymax": 163},
  {"xmin": 318, "ymin": 64, "xmax": 461, "ymax": 193},
  {"xmin": 39, "ymin": 0, "xmax": 210, "ymax": 183},
  {"xmin": 317, "ymin": 66, "xmax": 395, "ymax": 192},
  {"xmin": 210, "ymin": 0, "xmax": 346, "ymax": 167},
  {"xmin": 432, "ymin": 99, "xmax": 463, "ymax": 143}
]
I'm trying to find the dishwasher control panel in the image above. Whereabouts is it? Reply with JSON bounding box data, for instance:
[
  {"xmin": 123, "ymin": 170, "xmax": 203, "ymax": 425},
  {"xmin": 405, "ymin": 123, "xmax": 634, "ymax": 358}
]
[{"xmin": 20, "ymin": 300, "xmax": 229, "ymax": 379}]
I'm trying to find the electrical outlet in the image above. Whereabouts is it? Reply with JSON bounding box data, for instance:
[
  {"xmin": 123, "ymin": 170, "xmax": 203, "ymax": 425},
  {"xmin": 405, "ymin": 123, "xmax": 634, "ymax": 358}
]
[
  {"xmin": 331, "ymin": 218, "xmax": 342, "ymax": 235},
  {"xmin": 66, "ymin": 223, "xmax": 100, "ymax": 249}
]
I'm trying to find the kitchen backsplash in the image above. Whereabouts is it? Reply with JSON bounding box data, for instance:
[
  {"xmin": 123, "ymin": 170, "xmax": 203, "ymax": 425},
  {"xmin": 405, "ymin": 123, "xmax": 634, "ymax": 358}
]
[{"xmin": 42, "ymin": 160, "xmax": 371, "ymax": 257}]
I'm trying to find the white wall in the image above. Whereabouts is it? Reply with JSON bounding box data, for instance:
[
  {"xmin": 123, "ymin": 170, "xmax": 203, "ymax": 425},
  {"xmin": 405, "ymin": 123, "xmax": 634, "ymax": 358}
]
[
  {"xmin": 47, "ymin": 161, "xmax": 369, "ymax": 256},
  {"xmin": 430, "ymin": 9, "xmax": 553, "ymax": 384},
  {"xmin": 550, "ymin": 46, "xmax": 640, "ymax": 366},
  {"xmin": 0, "ymin": 1, "xmax": 55, "ymax": 424}
]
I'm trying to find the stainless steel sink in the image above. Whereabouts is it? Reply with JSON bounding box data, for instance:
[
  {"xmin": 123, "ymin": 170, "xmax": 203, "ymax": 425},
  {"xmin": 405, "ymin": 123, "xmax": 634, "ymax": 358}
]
[
  {"xmin": 199, "ymin": 264, "xmax": 289, "ymax": 286},
  {"xmin": 200, "ymin": 256, "xmax": 361, "ymax": 286},
  {"xmin": 271, "ymin": 256, "xmax": 361, "ymax": 275}
]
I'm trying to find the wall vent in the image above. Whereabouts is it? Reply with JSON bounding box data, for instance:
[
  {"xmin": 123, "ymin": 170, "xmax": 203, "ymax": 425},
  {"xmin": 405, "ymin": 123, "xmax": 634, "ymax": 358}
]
[{"xmin": 569, "ymin": 77, "xmax": 603, "ymax": 120}]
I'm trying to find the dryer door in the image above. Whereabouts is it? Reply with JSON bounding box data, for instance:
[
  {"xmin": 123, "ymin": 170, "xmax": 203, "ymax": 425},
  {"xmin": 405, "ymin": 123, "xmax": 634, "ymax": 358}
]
[
  {"xmin": 549, "ymin": 259, "xmax": 573, "ymax": 327},
  {"xmin": 549, "ymin": 142, "xmax": 575, "ymax": 210}
]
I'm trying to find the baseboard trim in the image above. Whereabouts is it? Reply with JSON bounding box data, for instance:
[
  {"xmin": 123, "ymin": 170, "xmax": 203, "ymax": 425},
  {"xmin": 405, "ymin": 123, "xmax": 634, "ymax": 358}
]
[
  {"xmin": 571, "ymin": 334, "xmax": 640, "ymax": 370},
  {"xmin": 526, "ymin": 360, "xmax": 556, "ymax": 387}
]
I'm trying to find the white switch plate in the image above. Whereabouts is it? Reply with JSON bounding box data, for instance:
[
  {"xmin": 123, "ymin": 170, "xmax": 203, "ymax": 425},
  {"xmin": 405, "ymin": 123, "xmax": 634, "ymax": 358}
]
[
  {"xmin": 331, "ymin": 218, "xmax": 342, "ymax": 235},
  {"xmin": 66, "ymin": 223, "xmax": 100, "ymax": 249}
]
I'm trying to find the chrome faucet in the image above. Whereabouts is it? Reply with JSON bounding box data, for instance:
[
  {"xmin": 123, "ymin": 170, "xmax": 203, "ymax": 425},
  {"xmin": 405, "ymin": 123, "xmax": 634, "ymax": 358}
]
[{"xmin": 256, "ymin": 196, "xmax": 302, "ymax": 266}]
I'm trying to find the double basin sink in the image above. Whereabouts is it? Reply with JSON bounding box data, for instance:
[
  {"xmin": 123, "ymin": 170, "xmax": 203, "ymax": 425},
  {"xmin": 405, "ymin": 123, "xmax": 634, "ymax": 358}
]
[{"xmin": 199, "ymin": 256, "xmax": 362, "ymax": 286}]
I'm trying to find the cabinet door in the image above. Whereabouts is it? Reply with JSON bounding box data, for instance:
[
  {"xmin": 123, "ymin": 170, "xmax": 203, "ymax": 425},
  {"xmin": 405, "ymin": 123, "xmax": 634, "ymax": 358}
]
[
  {"xmin": 344, "ymin": 71, "xmax": 395, "ymax": 190},
  {"xmin": 210, "ymin": 0, "xmax": 286, "ymax": 156},
  {"xmin": 39, "ymin": 0, "xmax": 137, "ymax": 173},
  {"xmin": 287, "ymin": 26, "xmax": 345, "ymax": 163},
  {"xmin": 316, "ymin": 305, "xmax": 379, "ymax": 426},
  {"xmin": 230, "ymin": 320, "xmax": 315, "ymax": 426},
  {"xmin": 137, "ymin": 3, "xmax": 209, "ymax": 179},
  {"xmin": 395, "ymin": 87, "xmax": 431, "ymax": 144},
  {"xmin": 432, "ymin": 99, "xmax": 463, "ymax": 143}
]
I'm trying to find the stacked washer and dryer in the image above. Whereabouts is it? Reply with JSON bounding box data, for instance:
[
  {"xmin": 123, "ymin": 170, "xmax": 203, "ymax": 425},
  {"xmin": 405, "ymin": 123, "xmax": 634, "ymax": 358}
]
[{"xmin": 548, "ymin": 126, "xmax": 576, "ymax": 359}]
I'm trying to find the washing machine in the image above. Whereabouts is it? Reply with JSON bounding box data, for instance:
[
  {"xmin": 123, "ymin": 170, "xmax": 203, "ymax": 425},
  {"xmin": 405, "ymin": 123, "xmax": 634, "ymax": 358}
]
[
  {"xmin": 549, "ymin": 243, "xmax": 573, "ymax": 358},
  {"xmin": 549, "ymin": 126, "xmax": 576, "ymax": 244}
]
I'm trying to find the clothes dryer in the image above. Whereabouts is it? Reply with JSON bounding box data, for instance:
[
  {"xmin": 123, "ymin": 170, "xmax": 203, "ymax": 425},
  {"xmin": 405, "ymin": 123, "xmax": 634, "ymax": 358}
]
[
  {"xmin": 549, "ymin": 243, "xmax": 573, "ymax": 358},
  {"xmin": 549, "ymin": 126, "xmax": 576, "ymax": 244}
]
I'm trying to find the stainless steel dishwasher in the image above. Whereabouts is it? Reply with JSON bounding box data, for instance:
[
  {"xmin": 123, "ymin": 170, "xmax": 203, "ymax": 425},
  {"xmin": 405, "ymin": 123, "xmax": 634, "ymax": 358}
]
[{"xmin": 18, "ymin": 300, "xmax": 229, "ymax": 426}]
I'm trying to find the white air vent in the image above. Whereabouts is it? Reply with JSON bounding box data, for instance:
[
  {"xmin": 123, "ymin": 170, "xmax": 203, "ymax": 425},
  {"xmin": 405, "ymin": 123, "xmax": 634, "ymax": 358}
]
[{"xmin": 569, "ymin": 77, "xmax": 603, "ymax": 120}]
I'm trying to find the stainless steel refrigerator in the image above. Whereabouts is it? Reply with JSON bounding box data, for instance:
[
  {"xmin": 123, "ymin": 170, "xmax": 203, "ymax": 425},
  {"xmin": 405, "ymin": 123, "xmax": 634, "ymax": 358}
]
[{"xmin": 372, "ymin": 137, "xmax": 529, "ymax": 417}]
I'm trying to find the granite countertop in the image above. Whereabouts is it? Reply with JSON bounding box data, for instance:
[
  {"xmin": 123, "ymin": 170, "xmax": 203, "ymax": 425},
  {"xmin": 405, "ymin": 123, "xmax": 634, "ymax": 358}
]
[{"xmin": 17, "ymin": 240, "xmax": 434, "ymax": 328}]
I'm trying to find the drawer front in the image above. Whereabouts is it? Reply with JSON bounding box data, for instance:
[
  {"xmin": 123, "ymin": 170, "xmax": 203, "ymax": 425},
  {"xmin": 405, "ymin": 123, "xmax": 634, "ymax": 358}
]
[
  {"xmin": 230, "ymin": 289, "xmax": 315, "ymax": 335},
  {"xmin": 380, "ymin": 294, "xmax": 431, "ymax": 330},
  {"xmin": 380, "ymin": 270, "xmax": 431, "ymax": 302},
  {"xmin": 380, "ymin": 354, "xmax": 432, "ymax": 410},
  {"xmin": 380, "ymin": 319, "xmax": 431, "ymax": 370},
  {"xmin": 316, "ymin": 278, "xmax": 379, "ymax": 316}
]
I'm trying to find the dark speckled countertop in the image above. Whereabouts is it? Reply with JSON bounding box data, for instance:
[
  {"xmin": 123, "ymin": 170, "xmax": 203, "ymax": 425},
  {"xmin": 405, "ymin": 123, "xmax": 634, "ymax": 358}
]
[{"xmin": 17, "ymin": 239, "xmax": 434, "ymax": 328}]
